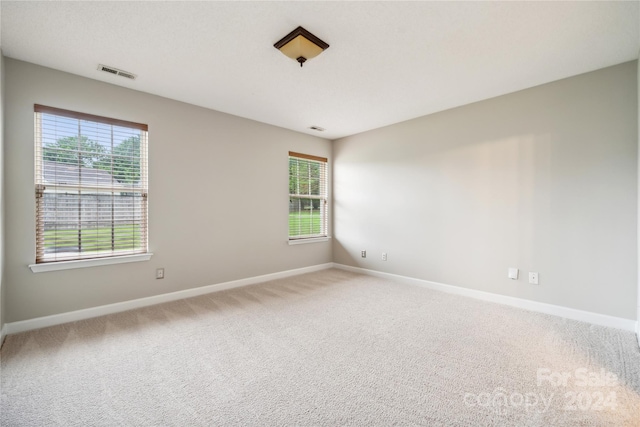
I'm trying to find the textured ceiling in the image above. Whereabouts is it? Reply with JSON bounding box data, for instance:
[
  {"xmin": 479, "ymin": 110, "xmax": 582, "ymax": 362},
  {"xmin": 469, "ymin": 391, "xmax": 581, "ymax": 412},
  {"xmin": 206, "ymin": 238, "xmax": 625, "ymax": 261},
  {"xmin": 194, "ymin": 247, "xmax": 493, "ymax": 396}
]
[{"xmin": 1, "ymin": 1, "xmax": 639, "ymax": 140}]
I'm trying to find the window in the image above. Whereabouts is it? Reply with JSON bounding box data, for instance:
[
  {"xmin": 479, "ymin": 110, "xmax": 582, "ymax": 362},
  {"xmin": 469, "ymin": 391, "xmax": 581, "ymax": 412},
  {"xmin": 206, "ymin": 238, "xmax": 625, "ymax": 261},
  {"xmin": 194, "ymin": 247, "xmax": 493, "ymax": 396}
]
[
  {"xmin": 288, "ymin": 151, "xmax": 328, "ymax": 240},
  {"xmin": 34, "ymin": 104, "xmax": 148, "ymax": 263}
]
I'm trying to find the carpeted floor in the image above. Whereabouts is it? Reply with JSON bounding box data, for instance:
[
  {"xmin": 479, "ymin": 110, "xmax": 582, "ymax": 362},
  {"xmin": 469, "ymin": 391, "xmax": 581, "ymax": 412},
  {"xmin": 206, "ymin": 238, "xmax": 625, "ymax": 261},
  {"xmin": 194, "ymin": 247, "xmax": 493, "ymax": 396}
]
[{"xmin": 1, "ymin": 269, "xmax": 639, "ymax": 426}]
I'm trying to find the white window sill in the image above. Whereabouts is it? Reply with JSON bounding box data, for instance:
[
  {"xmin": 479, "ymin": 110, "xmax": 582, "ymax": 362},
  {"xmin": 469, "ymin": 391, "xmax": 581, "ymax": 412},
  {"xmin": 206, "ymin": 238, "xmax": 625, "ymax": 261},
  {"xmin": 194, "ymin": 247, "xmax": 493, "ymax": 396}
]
[
  {"xmin": 288, "ymin": 237, "xmax": 331, "ymax": 245},
  {"xmin": 29, "ymin": 253, "xmax": 153, "ymax": 273}
]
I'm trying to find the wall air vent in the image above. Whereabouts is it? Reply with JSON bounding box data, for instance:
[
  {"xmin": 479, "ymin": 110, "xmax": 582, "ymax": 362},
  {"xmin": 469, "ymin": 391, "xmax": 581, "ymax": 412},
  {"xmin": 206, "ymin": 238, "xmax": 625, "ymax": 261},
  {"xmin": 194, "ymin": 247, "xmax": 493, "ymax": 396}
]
[{"xmin": 98, "ymin": 64, "xmax": 137, "ymax": 80}]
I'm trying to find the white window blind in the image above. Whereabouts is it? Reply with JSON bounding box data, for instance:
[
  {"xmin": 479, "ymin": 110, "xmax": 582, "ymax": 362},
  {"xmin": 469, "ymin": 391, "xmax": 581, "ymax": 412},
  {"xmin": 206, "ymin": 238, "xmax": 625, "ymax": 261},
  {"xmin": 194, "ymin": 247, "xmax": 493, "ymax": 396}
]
[
  {"xmin": 289, "ymin": 151, "xmax": 328, "ymax": 240},
  {"xmin": 34, "ymin": 104, "xmax": 149, "ymax": 263}
]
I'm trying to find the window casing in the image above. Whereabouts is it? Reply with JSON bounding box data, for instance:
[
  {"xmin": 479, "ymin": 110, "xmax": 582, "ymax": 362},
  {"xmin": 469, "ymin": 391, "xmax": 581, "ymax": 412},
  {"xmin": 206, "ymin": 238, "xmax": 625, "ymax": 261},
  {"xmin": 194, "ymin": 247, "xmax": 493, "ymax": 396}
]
[
  {"xmin": 34, "ymin": 105, "xmax": 148, "ymax": 263},
  {"xmin": 288, "ymin": 152, "xmax": 328, "ymax": 240}
]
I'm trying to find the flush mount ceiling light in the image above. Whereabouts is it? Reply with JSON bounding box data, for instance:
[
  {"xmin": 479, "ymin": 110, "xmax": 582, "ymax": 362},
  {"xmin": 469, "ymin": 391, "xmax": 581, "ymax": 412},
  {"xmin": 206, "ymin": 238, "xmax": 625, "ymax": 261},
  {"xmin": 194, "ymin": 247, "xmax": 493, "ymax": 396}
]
[{"xmin": 274, "ymin": 26, "xmax": 329, "ymax": 67}]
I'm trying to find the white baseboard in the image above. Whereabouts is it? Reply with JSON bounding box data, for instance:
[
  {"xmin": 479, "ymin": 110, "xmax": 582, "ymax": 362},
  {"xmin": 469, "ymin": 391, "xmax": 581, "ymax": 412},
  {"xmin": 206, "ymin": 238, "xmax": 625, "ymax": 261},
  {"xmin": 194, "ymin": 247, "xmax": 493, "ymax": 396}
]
[
  {"xmin": 334, "ymin": 264, "xmax": 637, "ymax": 332},
  {"xmin": 5, "ymin": 262, "xmax": 636, "ymax": 337},
  {"xmin": 4, "ymin": 263, "xmax": 334, "ymax": 335}
]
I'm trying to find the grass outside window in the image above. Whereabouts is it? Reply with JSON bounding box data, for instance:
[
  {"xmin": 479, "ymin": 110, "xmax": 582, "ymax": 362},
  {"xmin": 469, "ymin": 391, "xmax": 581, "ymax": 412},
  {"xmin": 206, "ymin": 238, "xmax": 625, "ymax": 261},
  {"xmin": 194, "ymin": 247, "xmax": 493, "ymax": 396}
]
[
  {"xmin": 43, "ymin": 224, "xmax": 141, "ymax": 253},
  {"xmin": 289, "ymin": 211, "xmax": 322, "ymax": 237}
]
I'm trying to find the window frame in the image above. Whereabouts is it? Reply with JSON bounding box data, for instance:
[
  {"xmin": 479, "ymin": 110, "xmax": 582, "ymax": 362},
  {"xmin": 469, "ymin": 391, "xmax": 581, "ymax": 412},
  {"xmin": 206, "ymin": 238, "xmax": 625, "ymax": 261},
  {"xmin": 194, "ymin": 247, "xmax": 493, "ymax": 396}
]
[
  {"xmin": 288, "ymin": 151, "xmax": 329, "ymax": 242},
  {"xmin": 32, "ymin": 104, "xmax": 150, "ymax": 268}
]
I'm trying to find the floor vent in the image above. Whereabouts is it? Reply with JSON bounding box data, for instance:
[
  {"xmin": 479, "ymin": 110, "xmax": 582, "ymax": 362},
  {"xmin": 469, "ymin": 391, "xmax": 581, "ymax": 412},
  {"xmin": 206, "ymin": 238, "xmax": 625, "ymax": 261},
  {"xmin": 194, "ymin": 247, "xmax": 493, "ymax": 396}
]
[{"xmin": 98, "ymin": 64, "xmax": 137, "ymax": 80}]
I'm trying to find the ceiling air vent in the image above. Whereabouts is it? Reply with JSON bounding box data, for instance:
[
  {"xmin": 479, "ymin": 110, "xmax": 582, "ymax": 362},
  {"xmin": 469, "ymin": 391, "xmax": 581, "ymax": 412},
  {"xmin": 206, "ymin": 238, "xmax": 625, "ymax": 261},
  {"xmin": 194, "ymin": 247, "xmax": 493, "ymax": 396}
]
[
  {"xmin": 98, "ymin": 64, "xmax": 137, "ymax": 80},
  {"xmin": 309, "ymin": 126, "xmax": 325, "ymax": 132}
]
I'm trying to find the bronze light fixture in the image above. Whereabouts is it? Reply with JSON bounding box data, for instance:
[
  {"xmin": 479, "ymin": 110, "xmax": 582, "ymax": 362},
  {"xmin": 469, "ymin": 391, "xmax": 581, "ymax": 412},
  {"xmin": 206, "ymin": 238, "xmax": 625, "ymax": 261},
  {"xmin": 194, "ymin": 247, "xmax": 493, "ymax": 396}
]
[{"xmin": 274, "ymin": 26, "xmax": 329, "ymax": 67}]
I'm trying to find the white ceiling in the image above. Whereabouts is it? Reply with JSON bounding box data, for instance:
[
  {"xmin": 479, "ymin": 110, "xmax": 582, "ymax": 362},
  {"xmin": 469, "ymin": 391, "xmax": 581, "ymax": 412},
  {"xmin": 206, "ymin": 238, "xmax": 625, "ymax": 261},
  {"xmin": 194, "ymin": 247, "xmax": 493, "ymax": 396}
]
[{"xmin": 1, "ymin": 1, "xmax": 639, "ymax": 140}]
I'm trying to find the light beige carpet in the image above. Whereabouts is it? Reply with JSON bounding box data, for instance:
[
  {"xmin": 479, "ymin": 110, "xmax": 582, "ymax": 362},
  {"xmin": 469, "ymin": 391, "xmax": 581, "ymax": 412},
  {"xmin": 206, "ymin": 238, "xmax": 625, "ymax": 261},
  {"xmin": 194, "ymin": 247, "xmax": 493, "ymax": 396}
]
[{"xmin": 1, "ymin": 269, "xmax": 639, "ymax": 426}]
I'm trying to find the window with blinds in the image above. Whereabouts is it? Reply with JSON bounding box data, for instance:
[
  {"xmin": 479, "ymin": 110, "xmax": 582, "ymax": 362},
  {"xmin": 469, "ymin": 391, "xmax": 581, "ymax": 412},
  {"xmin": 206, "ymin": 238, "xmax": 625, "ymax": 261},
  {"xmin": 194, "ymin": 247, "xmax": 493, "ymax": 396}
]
[
  {"xmin": 34, "ymin": 104, "xmax": 148, "ymax": 263},
  {"xmin": 289, "ymin": 152, "xmax": 328, "ymax": 240}
]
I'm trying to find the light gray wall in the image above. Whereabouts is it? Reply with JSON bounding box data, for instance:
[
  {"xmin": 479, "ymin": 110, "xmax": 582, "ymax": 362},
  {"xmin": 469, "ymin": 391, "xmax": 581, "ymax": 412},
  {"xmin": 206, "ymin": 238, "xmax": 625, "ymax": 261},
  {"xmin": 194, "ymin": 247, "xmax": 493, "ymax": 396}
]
[
  {"xmin": 333, "ymin": 61, "xmax": 638, "ymax": 320},
  {"xmin": 0, "ymin": 51, "xmax": 5, "ymax": 331},
  {"xmin": 4, "ymin": 58, "xmax": 332, "ymax": 322}
]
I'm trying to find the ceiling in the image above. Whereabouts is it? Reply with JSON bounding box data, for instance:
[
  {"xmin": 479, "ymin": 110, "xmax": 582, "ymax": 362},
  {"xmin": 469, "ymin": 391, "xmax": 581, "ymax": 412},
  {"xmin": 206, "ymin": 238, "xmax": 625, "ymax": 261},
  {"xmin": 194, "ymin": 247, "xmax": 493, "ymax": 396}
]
[{"xmin": 1, "ymin": 1, "xmax": 638, "ymax": 140}]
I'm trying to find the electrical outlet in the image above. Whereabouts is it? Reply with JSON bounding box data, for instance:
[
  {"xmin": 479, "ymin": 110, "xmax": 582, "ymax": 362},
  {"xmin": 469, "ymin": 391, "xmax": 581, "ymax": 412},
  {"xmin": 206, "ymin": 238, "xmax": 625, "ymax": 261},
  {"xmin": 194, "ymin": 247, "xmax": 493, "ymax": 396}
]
[
  {"xmin": 382, "ymin": 252, "xmax": 387, "ymax": 261},
  {"xmin": 361, "ymin": 250, "xmax": 366, "ymax": 258},
  {"xmin": 156, "ymin": 268, "xmax": 165, "ymax": 279},
  {"xmin": 529, "ymin": 272, "xmax": 539, "ymax": 285}
]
